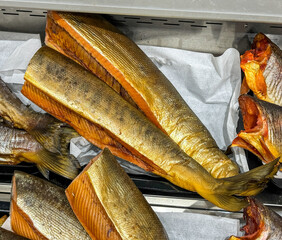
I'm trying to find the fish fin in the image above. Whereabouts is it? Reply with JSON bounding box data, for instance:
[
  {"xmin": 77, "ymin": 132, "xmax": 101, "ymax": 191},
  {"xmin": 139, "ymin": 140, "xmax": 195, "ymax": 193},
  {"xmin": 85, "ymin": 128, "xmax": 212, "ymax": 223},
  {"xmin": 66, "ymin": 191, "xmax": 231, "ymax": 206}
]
[
  {"xmin": 201, "ymin": 193, "xmax": 248, "ymax": 212},
  {"xmin": 23, "ymin": 148, "xmax": 79, "ymax": 180},
  {"xmin": 201, "ymin": 159, "xmax": 279, "ymax": 211},
  {"xmin": 240, "ymin": 77, "xmax": 250, "ymax": 95},
  {"xmin": 29, "ymin": 119, "xmax": 64, "ymax": 154},
  {"xmin": 221, "ymin": 158, "xmax": 279, "ymax": 197},
  {"xmin": 36, "ymin": 164, "xmax": 50, "ymax": 179},
  {"xmin": 0, "ymin": 215, "xmax": 8, "ymax": 226}
]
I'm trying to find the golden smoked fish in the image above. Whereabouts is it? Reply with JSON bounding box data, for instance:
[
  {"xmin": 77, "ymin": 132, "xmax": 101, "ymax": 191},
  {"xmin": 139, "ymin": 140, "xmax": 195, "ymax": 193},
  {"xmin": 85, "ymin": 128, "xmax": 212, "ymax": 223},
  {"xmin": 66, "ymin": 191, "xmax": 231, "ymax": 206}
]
[
  {"xmin": 0, "ymin": 77, "xmax": 74, "ymax": 154},
  {"xmin": 22, "ymin": 46, "xmax": 279, "ymax": 211},
  {"xmin": 45, "ymin": 11, "xmax": 238, "ymax": 178},
  {"xmin": 240, "ymin": 33, "xmax": 282, "ymax": 106},
  {"xmin": 10, "ymin": 171, "xmax": 91, "ymax": 240},
  {"xmin": 0, "ymin": 78, "xmax": 79, "ymax": 179},
  {"xmin": 0, "ymin": 123, "xmax": 78, "ymax": 179},
  {"xmin": 229, "ymin": 198, "xmax": 282, "ymax": 240},
  {"xmin": 66, "ymin": 148, "xmax": 168, "ymax": 240},
  {"xmin": 232, "ymin": 95, "xmax": 281, "ymax": 165}
]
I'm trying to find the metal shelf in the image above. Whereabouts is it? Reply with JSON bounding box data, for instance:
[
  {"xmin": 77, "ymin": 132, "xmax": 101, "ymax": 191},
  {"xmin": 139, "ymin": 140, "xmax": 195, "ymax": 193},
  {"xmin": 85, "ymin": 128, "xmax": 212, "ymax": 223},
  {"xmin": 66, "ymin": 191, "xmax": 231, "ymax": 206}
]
[{"xmin": 1, "ymin": 0, "xmax": 282, "ymax": 24}]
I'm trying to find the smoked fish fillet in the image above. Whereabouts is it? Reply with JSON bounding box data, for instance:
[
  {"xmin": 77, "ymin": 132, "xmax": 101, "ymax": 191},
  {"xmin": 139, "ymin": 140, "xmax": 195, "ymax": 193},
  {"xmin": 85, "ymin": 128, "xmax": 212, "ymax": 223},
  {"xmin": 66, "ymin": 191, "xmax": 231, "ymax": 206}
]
[
  {"xmin": 22, "ymin": 46, "xmax": 279, "ymax": 211},
  {"xmin": 66, "ymin": 148, "xmax": 168, "ymax": 240},
  {"xmin": 45, "ymin": 11, "xmax": 239, "ymax": 178},
  {"xmin": 10, "ymin": 171, "xmax": 91, "ymax": 240}
]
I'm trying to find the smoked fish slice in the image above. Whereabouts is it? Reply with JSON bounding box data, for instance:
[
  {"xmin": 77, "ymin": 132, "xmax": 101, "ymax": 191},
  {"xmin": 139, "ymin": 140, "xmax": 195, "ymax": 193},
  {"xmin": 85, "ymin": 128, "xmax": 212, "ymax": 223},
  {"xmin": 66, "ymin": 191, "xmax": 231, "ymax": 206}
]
[
  {"xmin": 232, "ymin": 95, "xmax": 281, "ymax": 165},
  {"xmin": 45, "ymin": 11, "xmax": 239, "ymax": 178},
  {"xmin": 22, "ymin": 46, "xmax": 279, "ymax": 211},
  {"xmin": 10, "ymin": 171, "xmax": 91, "ymax": 240},
  {"xmin": 228, "ymin": 198, "xmax": 282, "ymax": 240},
  {"xmin": 0, "ymin": 76, "xmax": 75, "ymax": 154},
  {"xmin": 0, "ymin": 124, "xmax": 79, "ymax": 179},
  {"xmin": 66, "ymin": 148, "xmax": 168, "ymax": 240},
  {"xmin": 240, "ymin": 33, "xmax": 282, "ymax": 106}
]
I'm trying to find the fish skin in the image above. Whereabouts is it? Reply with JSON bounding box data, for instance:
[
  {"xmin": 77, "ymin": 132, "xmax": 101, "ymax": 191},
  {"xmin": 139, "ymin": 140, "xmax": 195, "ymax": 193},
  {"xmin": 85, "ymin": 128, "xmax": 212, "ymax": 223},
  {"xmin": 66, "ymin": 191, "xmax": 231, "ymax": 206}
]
[
  {"xmin": 22, "ymin": 46, "xmax": 279, "ymax": 211},
  {"xmin": 240, "ymin": 33, "xmax": 282, "ymax": 106},
  {"xmin": 0, "ymin": 124, "xmax": 79, "ymax": 179},
  {"xmin": 228, "ymin": 198, "xmax": 282, "ymax": 240},
  {"xmin": 10, "ymin": 171, "xmax": 91, "ymax": 240},
  {"xmin": 0, "ymin": 77, "xmax": 71, "ymax": 153},
  {"xmin": 232, "ymin": 95, "xmax": 281, "ymax": 164},
  {"xmin": 44, "ymin": 11, "xmax": 239, "ymax": 179},
  {"xmin": 0, "ymin": 228, "xmax": 29, "ymax": 240},
  {"xmin": 66, "ymin": 148, "xmax": 168, "ymax": 240}
]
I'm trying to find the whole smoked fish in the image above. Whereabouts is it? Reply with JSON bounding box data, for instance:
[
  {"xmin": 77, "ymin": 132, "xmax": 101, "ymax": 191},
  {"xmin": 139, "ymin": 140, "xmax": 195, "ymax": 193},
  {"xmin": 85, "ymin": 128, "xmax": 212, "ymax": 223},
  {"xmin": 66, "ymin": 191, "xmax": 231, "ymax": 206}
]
[
  {"xmin": 66, "ymin": 148, "xmax": 168, "ymax": 240},
  {"xmin": 45, "ymin": 11, "xmax": 239, "ymax": 178},
  {"xmin": 229, "ymin": 198, "xmax": 282, "ymax": 240},
  {"xmin": 232, "ymin": 95, "xmax": 281, "ymax": 165},
  {"xmin": 0, "ymin": 124, "xmax": 78, "ymax": 179},
  {"xmin": 240, "ymin": 33, "xmax": 282, "ymax": 106},
  {"xmin": 10, "ymin": 171, "xmax": 91, "ymax": 240},
  {"xmin": 0, "ymin": 77, "xmax": 71, "ymax": 153},
  {"xmin": 0, "ymin": 78, "xmax": 79, "ymax": 179},
  {"xmin": 22, "ymin": 46, "xmax": 278, "ymax": 211}
]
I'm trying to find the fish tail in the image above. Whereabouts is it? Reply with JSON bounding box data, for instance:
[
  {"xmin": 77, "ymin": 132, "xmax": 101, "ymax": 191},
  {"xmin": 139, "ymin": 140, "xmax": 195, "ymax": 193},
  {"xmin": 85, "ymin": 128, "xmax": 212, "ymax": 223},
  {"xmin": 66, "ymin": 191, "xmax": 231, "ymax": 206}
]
[
  {"xmin": 221, "ymin": 158, "xmax": 279, "ymax": 196},
  {"xmin": 198, "ymin": 159, "xmax": 279, "ymax": 211},
  {"xmin": 29, "ymin": 119, "xmax": 65, "ymax": 154},
  {"xmin": 24, "ymin": 148, "xmax": 79, "ymax": 180}
]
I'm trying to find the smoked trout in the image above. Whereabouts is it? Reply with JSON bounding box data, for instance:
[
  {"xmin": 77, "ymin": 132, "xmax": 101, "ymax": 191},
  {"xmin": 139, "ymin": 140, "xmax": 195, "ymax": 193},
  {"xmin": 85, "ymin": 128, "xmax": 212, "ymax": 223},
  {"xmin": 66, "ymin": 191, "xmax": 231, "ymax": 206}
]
[
  {"xmin": 10, "ymin": 171, "xmax": 91, "ymax": 240},
  {"xmin": 232, "ymin": 95, "xmax": 281, "ymax": 165},
  {"xmin": 0, "ymin": 123, "xmax": 79, "ymax": 179},
  {"xmin": 22, "ymin": 46, "xmax": 279, "ymax": 211},
  {"xmin": 45, "ymin": 11, "xmax": 239, "ymax": 178},
  {"xmin": 0, "ymin": 76, "xmax": 74, "ymax": 153},
  {"xmin": 240, "ymin": 33, "xmax": 282, "ymax": 106},
  {"xmin": 66, "ymin": 148, "xmax": 168, "ymax": 240},
  {"xmin": 229, "ymin": 198, "xmax": 282, "ymax": 240}
]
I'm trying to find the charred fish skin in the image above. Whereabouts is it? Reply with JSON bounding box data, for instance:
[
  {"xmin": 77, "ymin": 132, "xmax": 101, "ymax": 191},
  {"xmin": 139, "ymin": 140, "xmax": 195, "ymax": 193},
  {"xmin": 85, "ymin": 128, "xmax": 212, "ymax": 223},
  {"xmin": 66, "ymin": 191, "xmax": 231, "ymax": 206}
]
[
  {"xmin": 0, "ymin": 123, "xmax": 79, "ymax": 180},
  {"xmin": 10, "ymin": 171, "xmax": 91, "ymax": 240},
  {"xmin": 66, "ymin": 148, "xmax": 168, "ymax": 240},
  {"xmin": 232, "ymin": 95, "xmax": 281, "ymax": 164},
  {"xmin": 23, "ymin": 46, "xmax": 279, "ymax": 211},
  {"xmin": 229, "ymin": 198, "xmax": 282, "ymax": 240},
  {"xmin": 241, "ymin": 33, "xmax": 282, "ymax": 106},
  {"xmin": 45, "ymin": 11, "xmax": 239, "ymax": 179}
]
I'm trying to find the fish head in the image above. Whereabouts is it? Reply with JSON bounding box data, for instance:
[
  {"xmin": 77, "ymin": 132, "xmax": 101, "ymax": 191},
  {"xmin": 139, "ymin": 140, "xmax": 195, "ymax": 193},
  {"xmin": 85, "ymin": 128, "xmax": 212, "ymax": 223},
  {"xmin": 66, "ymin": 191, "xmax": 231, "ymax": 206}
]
[{"xmin": 232, "ymin": 95, "xmax": 279, "ymax": 164}]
